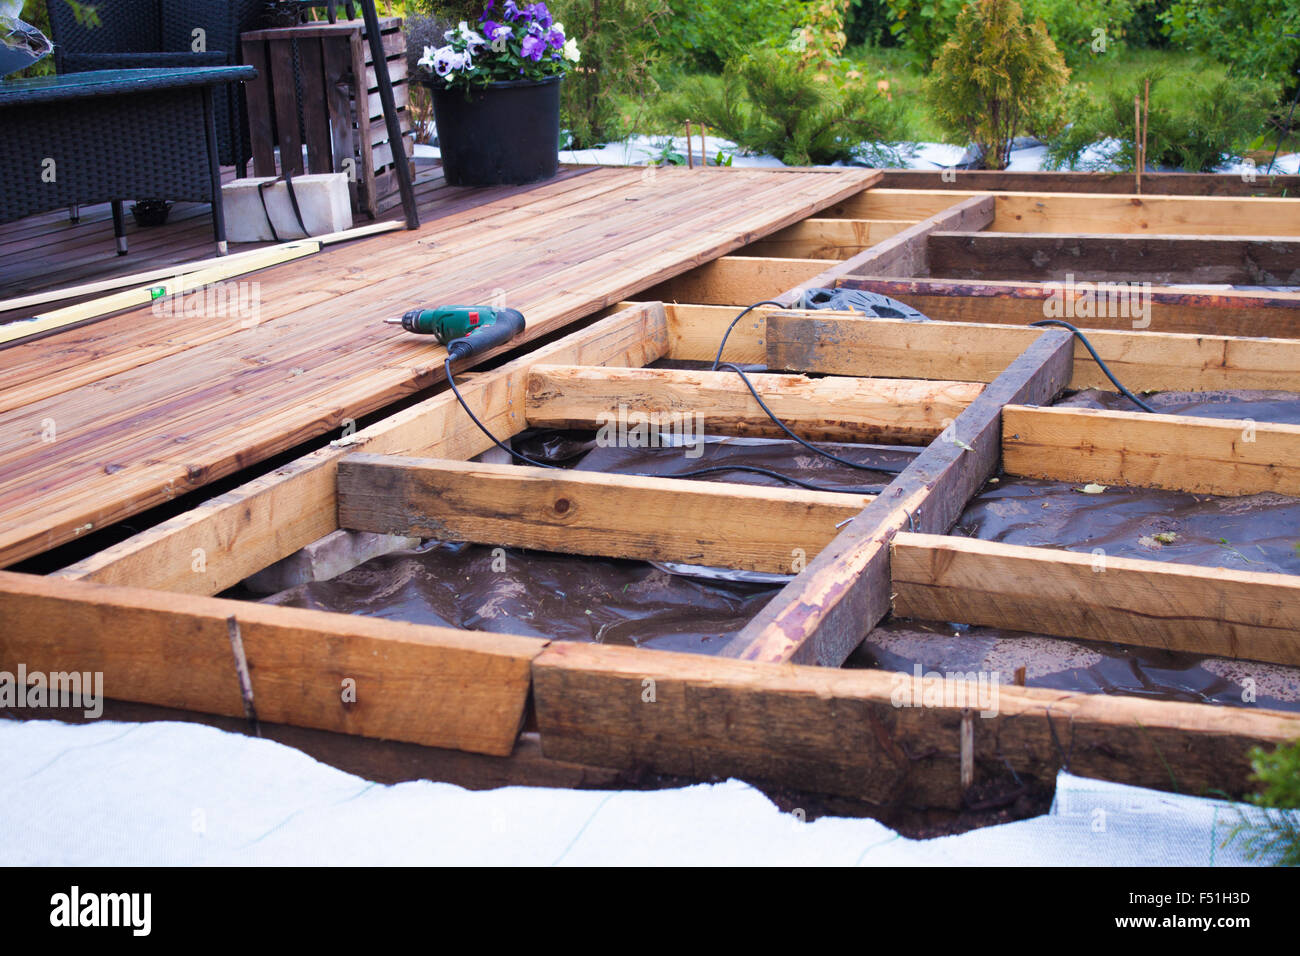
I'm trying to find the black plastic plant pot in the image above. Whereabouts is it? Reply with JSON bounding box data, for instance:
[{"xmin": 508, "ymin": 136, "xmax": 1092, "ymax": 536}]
[{"xmin": 429, "ymin": 75, "xmax": 561, "ymax": 187}]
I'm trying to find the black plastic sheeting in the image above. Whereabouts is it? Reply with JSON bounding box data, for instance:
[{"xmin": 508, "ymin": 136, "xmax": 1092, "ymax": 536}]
[
  {"xmin": 1059, "ymin": 387, "xmax": 1300, "ymax": 425},
  {"xmin": 956, "ymin": 478, "xmax": 1300, "ymax": 576},
  {"xmin": 847, "ymin": 619, "xmax": 1300, "ymax": 712}
]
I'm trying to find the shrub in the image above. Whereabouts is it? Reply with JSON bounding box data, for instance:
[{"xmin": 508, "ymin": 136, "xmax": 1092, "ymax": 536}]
[
  {"xmin": 659, "ymin": 47, "xmax": 907, "ymax": 165},
  {"xmin": 551, "ymin": 0, "xmax": 670, "ymax": 148},
  {"xmin": 1223, "ymin": 739, "xmax": 1300, "ymax": 866},
  {"xmin": 924, "ymin": 0, "xmax": 1070, "ymax": 169},
  {"xmin": 1045, "ymin": 69, "xmax": 1276, "ymax": 171},
  {"xmin": 846, "ymin": 0, "xmax": 896, "ymax": 48},
  {"xmin": 884, "ymin": 0, "xmax": 1139, "ymax": 70}
]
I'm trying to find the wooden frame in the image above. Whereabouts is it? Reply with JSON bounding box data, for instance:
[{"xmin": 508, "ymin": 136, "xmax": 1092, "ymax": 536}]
[{"xmin": 7, "ymin": 185, "xmax": 1300, "ymax": 811}]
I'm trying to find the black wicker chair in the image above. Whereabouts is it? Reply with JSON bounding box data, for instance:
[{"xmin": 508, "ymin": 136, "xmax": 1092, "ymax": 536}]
[{"xmin": 47, "ymin": 0, "xmax": 265, "ymax": 173}]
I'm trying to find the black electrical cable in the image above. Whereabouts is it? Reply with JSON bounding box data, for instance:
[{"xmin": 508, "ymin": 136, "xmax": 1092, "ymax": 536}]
[
  {"xmin": 716, "ymin": 361, "xmax": 908, "ymax": 475},
  {"xmin": 669, "ymin": 464, "xmax": 884, "ymax": 495},
  {"xmin": 1029, "ymin": 319, "xmax": 1157, "ymax": 413},
  {"xmin": 445, "ymin": 357, "xmax": 559, "ymax": 470},
  {"xmin": 445, "ymin": 359, "xmax": 889, "ymax": 494},
  {"xmin": 711, "ymin": 299, "xmax": 788, "ymax": 371}
]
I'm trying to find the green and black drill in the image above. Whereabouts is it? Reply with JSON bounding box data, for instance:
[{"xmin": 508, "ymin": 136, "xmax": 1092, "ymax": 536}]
[{"xmin": 385, "ymin": 305, "xmax": 526, "ymax": 360}]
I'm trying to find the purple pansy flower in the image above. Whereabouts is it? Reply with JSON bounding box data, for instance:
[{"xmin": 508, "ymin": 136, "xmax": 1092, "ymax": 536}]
[
  {"xmin": 520, "ymin": 34, "xmax": 546, "ymax": 61},
  {"xmin": 526, "ymin": 3, "xmax": 553, "ymax": 29},
  {"xmin": 503, "ymin": 0, "xmax": 524, "ymax": 20}
]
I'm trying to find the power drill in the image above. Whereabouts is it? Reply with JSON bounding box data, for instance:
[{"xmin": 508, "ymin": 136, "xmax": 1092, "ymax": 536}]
[{"xmin": 385, "ymin": 305, "xmax": 526, "ymax": 360}]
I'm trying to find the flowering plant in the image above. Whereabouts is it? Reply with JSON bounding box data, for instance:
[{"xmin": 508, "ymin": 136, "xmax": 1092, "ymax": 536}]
[{"xmin": 417, "ymin": 2, "xmax": 579, "ymax": 90}]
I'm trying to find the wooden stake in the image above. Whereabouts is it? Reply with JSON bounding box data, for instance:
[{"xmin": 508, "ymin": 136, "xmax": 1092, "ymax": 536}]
[
  {"xmin": 685, "ymin": 120, "xmax": 694, "ymax": 169},
  {"xmin": 1135, "ymin": 94, "xmax": 1143, "ymax": 194}
]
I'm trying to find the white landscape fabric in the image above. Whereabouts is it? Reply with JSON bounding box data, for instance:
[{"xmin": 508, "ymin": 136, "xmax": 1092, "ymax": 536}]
[{"xmin": 0, "ymin": 717, "xmax": 1281, "ymax": 866}]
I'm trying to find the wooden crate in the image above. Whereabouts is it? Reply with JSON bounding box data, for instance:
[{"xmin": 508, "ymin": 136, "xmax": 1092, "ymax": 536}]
[{"xmin": 241, "ymin": 16, "xmax": 414, "ymax": 219}]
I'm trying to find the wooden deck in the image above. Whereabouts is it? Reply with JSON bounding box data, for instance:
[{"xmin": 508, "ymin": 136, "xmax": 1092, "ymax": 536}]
[{"xmin": 0, "ymin": 164, "xmax": 878, "ymax": 566}]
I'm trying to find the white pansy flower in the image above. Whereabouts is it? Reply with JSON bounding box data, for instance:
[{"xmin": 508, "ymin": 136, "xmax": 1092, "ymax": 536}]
[{"xmin": 563, "ymin": 38, "xmax": 580, "ymax": 63}]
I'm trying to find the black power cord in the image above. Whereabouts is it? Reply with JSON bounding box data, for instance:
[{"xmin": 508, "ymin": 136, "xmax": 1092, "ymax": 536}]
[{"xmin": 1029, "ymin": 319, "xmax": 1156, "ymax": 413}]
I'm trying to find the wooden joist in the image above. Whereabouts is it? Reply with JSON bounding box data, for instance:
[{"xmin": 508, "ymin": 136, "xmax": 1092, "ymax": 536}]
[
  {"xmin": 891, "ymin": 534, "xmax": 1300, "ymax": 668},
  {"xmin": 524, "ymin": 363, "xmax": 983, "ymax": 445},
  {"xmin": 532, "ymin": 641, "xmax": 1300, "ymax": 808},
  {"xmin": 641, "ymin": 255, "xmax": 839, "ymax": 306},
  {"xmin": 831, "ymin": 189, "xmax": 1300, "ymax": 236},
  {"xmin": 337, "ymin": 455, "xmax": 871, "ymax": 574},
  {"xmin": 1002, "ymin": 405, "xmax": 1300, "ymax": 496},
  {"xmin": 0, "ymin": 570, "xmax": 540, "ymax": 755},
  {"xmin": 835, "ymin": 276, "xmax": 1300, "ymax": 337},
  {"xmin": 875, "ymin": 169, "xmax": 1300, "ymax": 197},
  {"xmin": 721, "ymin": 328, "xmax": 1075, "ymax": 666},
  {"xmin": 752, "ymin": 311, "xmax": 1300, "ymax": 393},
  {"xmin": 928, "ymin": 231, "xmax": 1300, "ymax": 285},
  {"xmin": 738, "ymin": 217, "xmax": 916, "ymax": 260}
]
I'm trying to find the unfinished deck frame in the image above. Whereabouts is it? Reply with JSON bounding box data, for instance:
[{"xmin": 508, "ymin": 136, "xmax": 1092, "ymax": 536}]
[{"xmin": 6, "ymin": 185, "xmax": 1300, "ymax": 810}]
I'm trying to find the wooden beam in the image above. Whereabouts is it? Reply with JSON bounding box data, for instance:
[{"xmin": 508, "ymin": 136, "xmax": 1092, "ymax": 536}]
[
  {"xmin": 641, "ymin": 256, "xmax": 838, "ymax": 307},
  {"xmin": 738, "ymin": 218, "xmax": 916, "ymax": 259},
  {"xmin": 1002, "ymin": 405, "xmax": 1300, "ymax": 496},
  {"xmin": 991, "ymin": 192, "xmax": 1300, "ymax": 236},
  {"xmin": 928, "ymin": 231, "xmax": 1300, "ymax": 285},
  {"xmin": 759, "ymin": 312, "xmax": 1300, "ymax": 393},
  {"xmin": 721, "ymin": 328, "xmax": 1074, "ymax": 666},
  {"xmin": 875, "ymin": 168, "xmax": 1300, "ymax": 197},
  {"xmin": 643, "ymin": 194, "xmax": 994, "ymax": 307},
  {"xmin": 524, "ymin": 364, "xmax": 983, "ymax": 445},
  {"xmin": 53, "ymin": 302, "xmax": 671, "ymax": 595},
  {"xmin": 336, "ymin": 455, "xmax": 872, "ymax": 574},
  {"xmin": 781, "ymin": 194, "xmax": 994, "ymax": 296},
  {"xmin": 892, "ymin": 533, "xmax": 1300, "ymax": 668},
  {"xmin": 828, "ymin": 189, "xmax": 1300, "ymax": 236},
  {"xmin": 0, "ymin": 570, "xmax": 540, "ymax": 755},
  {"xmin": 532, "ymin": 641, "xmax": 1300, "ymax": 809},
  {"xmin": 835, "ymin": 276, "xmax": 1300, "ymax": 337}
]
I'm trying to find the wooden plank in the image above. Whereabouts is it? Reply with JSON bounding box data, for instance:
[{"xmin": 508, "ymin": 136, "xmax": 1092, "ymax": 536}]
[
  {"xmin": 240, "ymin": 37, "xmax": 278, "ymax": 175},
  {"xmin": 928, "ymin": 231, "xmax": 1300, "ymax": 285},
  {"xmin": 876, "ymin": 168, "xmax": 1300, "ymax": 197},
  {"xmin": 524, "ymin": 364, "xmax": 982, "ymax": 444},
  {"xmin": 1002, "ymin": 405, "xmax": 1300, "ymax": 496},
  {"xmin": 0, "ymin": 570, "xmax": 540, "ymax": 755},
  {"xmin": 643, "ymin": 256, "xmax": 839, "ymax": 306},
  {"xmin": 722, "ymin": 329, "xmax": 1075, "ymax": 666},
  {"xmin": 298, "ymin": 38, "xmax": 336, "ymax": 175},
  {"xmin": 337, "ymin": 455, "xmax": 871, "ymax": 574},
  {"xmin": 835, "ymin": 276, "xmax": 1300, "ymax": 338},
  {"xmin": 0, "ymin": 242, "xmax": 320, "ymax": 348},
  {"xmin": 831, "ymin": 189, "xmax": 1300, "ymax": 235},
  {"xmin": 269, "ymin": 38, "xmax": 304, "ymax": 176},
  {"xmin": 738, "ymin": 218, "xmax": 916, "ymax": 259},
  {"xmin": 892, "ymin": 533, "xmax": 1300, "ymax": 668},
  {"xmin": 53, "ymin": 303, "xmax": 672, "ymax": 594},
  {"xmin": 532, "ymin": 641, "xmax": 1300, "ymax": 808},
  {"xmin": 322, "ymin": 33, "xmax": 359, "ymax": 210},
  {"xmin": 991, "ymin": 192, "xmax": 1300, "ymax": 236},
  {"xmin": 758, "ymin": 311, "xmax": 1300, "ymax": 393}
]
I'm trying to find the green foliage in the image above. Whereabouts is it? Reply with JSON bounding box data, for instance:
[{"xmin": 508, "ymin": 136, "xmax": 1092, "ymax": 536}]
[
  {"xmin": 884, "ymin": 0, "xmax": 1140, "ymax": 69},
  {"xmin": 1045, "ymin": 68, "xmax": 1276, "ymax": 171},
  {"xmin": 925, "ymin": 0, "xmax": 1070, "ymax": 169},
  {"xmin": 1223, "ymin": 739, "xmax": 1300, "ymax": 866},
  {"xmin": 846, "ymin": 0, "xmax": 896, "ymax": 47},
  {"xmin": 551, "ymin": 0, "xmax": 670, "ymax": 148},
  {"xmin": 658, "ymin": 48, "xmax": 907, "ymax": 165},
  {"xmin": 1163, "ymin": 0, "xmax": 1300, "ymax": 90},
  {"xmin": 656, "ymin": 0, "xmax": 803, "ymax": 71}
]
